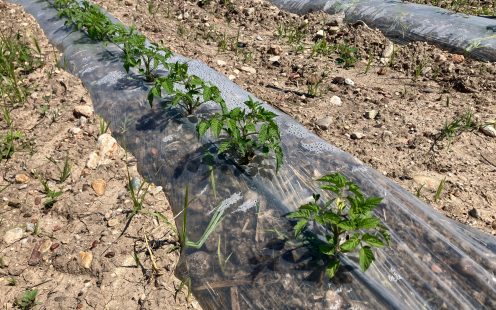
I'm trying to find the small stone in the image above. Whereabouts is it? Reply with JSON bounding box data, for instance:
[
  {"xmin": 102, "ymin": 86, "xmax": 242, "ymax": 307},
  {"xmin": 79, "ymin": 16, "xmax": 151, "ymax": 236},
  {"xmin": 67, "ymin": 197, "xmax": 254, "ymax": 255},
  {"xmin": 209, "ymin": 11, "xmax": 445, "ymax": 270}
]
[
  {"xmin": 365, "ymin": 110, "xmax": 378, "ymax": 119},
  {"xmin": 26, "ymin": 223, "xmax": 35, "ymax": 233},
  {"xmin": 269, "ymin": 55, "xmax": 280, "ymax": 63},
  {"xmin": 377, "ymin": 67, "xmax": 388, "ymax": 75},
  {"xmin": 491, "ymin": 220, "xmax": 496, "ymax": 230},
  {"xmin": 228, "ymin": 75, "xmax": 236, "ymax": 81},
  {"xmin": 315, "ymin": 29, "xmax": 325, "ymax": 39},
  {"xmin": 344, "ymin": 78, "xmax": 355, "ymax": 86},
  {"xmin": 124, "ymin": 0, "xmax": 132, "ymax": 6},
  {"xmin": 267, "ymin": 45, "xmax": 282, "ymax": 55},
  {"xmin": 34, "ymin": 197, "xmax": 42, "ymax": 205},
  {"xmin": 3, "ymin": 227, "xmax": 24, "ymax": 244},
  {"xmin": 435, "ymin": 54, "xmax": 447, "ymax": 62},
  {"xmin": 468, "ymin": 208, "xmax": 480, "ymax": 219},
  {"xmin": 256, "ymin": 35, "xmax": 263, "ymax": 41},
  {"xmin": 216, "ymin": 59, "xmax": 226, "ymax": 67},
  {"xmin": 107, "ymin": 218, "xmax": 119, "ymax": 227},
  {"xmin": 240, "ymin": 66, "xmax": 256, "ymax": 74},
  {"xmin": 328, "ymin": 26, "xmax": 340, "ymax": 34},
  {"xmin": 28, "ymin": 246, "xmax": 42, "ymax": 266},
  {"xmin": 39, "ymin": 239, "xmax": 52, "ymax": 253},
  {"xmin": 15, "ymin": 174, "xmax": 30, "ymax": 184},
  {"xmin": 69, "ymin": 127, "xmax": 82, "ymax": 135},
  {"xmin": 330, "ymin": 95, "xmax": 342, "ymax": 106},
  {"xmin": 450, "ymin": 54, "xmax": 465, "ymax": 64},
  {"xmin": 121, "ymin": 255, "xmax": 137, "ymax": 267},
  {"xmin": 78, "ymin": 116, "xmax": 87, "ymax": 127},
  {"xmin": 73, "ymin": 105, "xmax": 93, "ymax": 118},
  {"xmin": 480, "ymin": 124, "xmax": 496, "ymax": 137},
  {"xmin": 382, "ymin": 41, "xmax": 394, "ymax": 59},
  {"xmin": 91, "ymin": 179, "xmax": 106, "ymax": 196},
  {"xmin": 79, "ymin": 251, "xmax": 93, "ymax": 269},
  {"xmin": 350, "ymin": 132, "xmax": 365, "ymax": 140},
  {"xmin": 86, "ymin": 152, "xmax": 99, "ymax": 169},
  {"xmin": 431, "ymin": 264, "xmax": 442, "ymax": 273},
  {"xmin": 316, "ymin": 116, "xmax": 333, "ymax": 130}
]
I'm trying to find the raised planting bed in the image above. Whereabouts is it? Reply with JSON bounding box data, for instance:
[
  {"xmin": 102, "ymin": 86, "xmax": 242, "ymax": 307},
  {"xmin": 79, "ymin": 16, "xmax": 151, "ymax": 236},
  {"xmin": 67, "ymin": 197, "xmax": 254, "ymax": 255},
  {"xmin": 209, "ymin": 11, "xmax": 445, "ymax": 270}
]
[{"xmin": 10, "ymin": 0, "xmax": 496, "ymax": 309}]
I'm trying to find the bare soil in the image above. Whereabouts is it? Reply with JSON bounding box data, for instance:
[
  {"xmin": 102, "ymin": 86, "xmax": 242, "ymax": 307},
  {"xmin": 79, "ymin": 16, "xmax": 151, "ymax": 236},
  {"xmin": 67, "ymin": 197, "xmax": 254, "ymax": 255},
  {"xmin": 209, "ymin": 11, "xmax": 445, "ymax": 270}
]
[
  {"xmin": 0, "ymin": 1, "xmax": 199, "ymax": 309},
  {"xmin": 91, "ymin": 0, "xmax": 496, "ymax": 234}
]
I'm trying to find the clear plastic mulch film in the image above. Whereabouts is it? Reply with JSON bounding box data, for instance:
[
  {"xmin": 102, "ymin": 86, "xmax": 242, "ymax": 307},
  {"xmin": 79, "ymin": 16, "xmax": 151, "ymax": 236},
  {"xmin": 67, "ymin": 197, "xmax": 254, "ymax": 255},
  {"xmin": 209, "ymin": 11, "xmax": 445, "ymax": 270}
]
[
  {"xmin": 270, "ymin": 0, "xmax": 496, "ymax": 61},
  {"xmin": 11, "ymin": 0, "xmax": 496, "ymax": 309}
]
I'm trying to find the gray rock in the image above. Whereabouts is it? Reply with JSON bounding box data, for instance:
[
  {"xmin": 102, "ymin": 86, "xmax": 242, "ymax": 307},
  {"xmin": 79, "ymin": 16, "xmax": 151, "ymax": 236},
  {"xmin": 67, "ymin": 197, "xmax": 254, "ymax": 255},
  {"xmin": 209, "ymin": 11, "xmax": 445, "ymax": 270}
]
[
  {"xmin": 344, "ymin": 78, "xmax": 355, "ymax": 86},
  {"xmin": 240, "ymin": 66, "xmax": 256, "ymax": 74},
  {"xmin": 316, "ymin": 116, "xmax": 333, "ymax": 130},
  {"xmin": 468, "ymin": 208, "xmax": 480, "ymax": 218},
  {"xmin": 480, "ymin": 124, "xmax": 496, "ymax": 137},
  {"xmin": 365, "ymin": 110, "xmax": 378, "ymax": 119},
  {"xmin": 3, "ymin": 227, "xmax": 24, "ymax": 244},
  {"xmin": 351, "ymin": 132, "xmax": 365, "ymax": 140},
  {"xmin": 330, "ymin": 95, "xmax": 342, "ymax": 106},
  {"xmin": 73, "ymin": 105, "xmax": 93, "ymax": 118}
]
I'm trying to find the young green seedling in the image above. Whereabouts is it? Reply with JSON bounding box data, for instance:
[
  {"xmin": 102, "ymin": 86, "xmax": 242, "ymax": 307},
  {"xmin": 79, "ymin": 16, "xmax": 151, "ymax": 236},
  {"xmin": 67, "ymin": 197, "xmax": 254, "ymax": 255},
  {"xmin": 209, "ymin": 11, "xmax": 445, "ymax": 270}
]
[
  {"xmin": 198, "ymin": 97, "xmax": 284, "ymax": 171},
  {"xmin": 287, "ymin": 173, "xmax": 390, "ymax": 279},
  {"xmin": 13, "ymin": 289, "xmax": 38, "ymax": 310},
  {"xmin": 148, "ymin": 61, "xmax": 224, "ymax": 114}
]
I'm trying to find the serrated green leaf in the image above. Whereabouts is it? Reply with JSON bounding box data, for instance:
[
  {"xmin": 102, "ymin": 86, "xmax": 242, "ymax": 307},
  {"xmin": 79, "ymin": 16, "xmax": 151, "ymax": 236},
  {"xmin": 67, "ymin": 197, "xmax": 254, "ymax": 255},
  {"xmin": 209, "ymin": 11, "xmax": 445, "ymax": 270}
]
[
  {"xmin": 362, "ymin": 233, "xmax": 385, "ymax": 248},
  {"xmin": 294, "ymin": 219, "xmax": 307, "ymax": 237},
  {"xmin": 340, "ymin": 235, "xmax": 361, "ymax": 252},
  {"xmin": 359, "ymin": 246, "xmax": 375, "ymax": 272},
  {"xmin": 299, "ymin": 203, "xmax": 319, "ymax": 213},
  {"xmin": 210, "ymin": 117, "xmax": 222, "ymax": 137},
  {"xmin": 322, "ymin": 211, "xmax": 341, "ymax": 225},
  {"xmin": 286, "ymin": 209, "xmax": 311, "ymax": 220},
  {"xmin": 357, "ymin": 217, "xmax": 380, "ymax": 229},
  {"xmin": 218, "ymin": 141, "xmax": 231, "ymax": 154},
  {"xmin": 326, "ymin": 259, "xmax": 340, "ymax": 279},
  {"xmin": 337, "ymin": 220, "xmax": 355, "ymax": 230},
  {"xmin": 319, "ymin": 244, "xmax": 335, "ymax": 255},
  {"xmin": 197, "ymin": 121, "xmax": 210, "ymax": 137}
]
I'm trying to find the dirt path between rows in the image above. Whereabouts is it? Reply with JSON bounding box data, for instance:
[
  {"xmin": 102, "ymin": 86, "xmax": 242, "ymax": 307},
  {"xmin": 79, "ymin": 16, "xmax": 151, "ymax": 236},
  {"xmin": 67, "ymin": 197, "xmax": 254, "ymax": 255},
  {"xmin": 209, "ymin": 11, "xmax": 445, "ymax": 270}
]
[
  {"xmin": 0, "ymin": 1, "xmax": 199, "ymax": 308},
  {"xmin": 92, "ymin": 0, "xmax": 496, "ymax": 234}
]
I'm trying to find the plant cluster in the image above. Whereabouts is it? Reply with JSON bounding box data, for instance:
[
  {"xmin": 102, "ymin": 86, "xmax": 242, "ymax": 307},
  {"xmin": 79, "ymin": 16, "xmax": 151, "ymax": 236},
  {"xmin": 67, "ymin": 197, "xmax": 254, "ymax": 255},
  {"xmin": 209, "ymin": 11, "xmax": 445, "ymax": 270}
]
[
  {"xmin": 13, "ymin": 289, "xmax": 38, "ymax": 310},
  {"xmin": 0, "ymin": 31, "xmax": 42, "ymax": 106},
  {"xmin": 198, "ymin": 97, "xmax": 283, "ymax": 171},
  {"xmin": 53, "ymin": 0, "xmax": 171, "ymax": 81},
  {"xmin": 287, "ymin": 173, "xmax": 390, "ymax": 279},
  {"xmin": 53, "ymin": 0, "xmax": 284, "ymax": 171},
  {"xmin": 1, "ymin": 107, "xmax": 23, "ymax": 161},
  {"xmin": 436, "ymin": 110, "xmax": 479, "ymax": 148}
]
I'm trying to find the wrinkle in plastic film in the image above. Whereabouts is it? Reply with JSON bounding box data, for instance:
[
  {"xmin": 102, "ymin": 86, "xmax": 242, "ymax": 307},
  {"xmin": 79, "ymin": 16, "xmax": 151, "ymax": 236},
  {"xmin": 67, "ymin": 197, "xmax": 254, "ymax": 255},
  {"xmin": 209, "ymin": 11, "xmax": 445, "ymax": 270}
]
[
  {"xmin": 270, "ymin": 0, "xmax": 496, "ymax": 61},
  {"xmin": 9, "ymin": 0, "xmax": 496, "ymax": 309}
]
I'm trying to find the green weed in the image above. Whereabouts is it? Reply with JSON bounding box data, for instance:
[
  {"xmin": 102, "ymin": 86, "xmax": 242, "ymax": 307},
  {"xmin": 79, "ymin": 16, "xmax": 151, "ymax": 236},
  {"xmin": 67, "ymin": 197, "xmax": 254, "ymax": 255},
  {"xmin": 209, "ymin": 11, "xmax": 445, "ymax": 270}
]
[
  {"xmin": 13, "ymin": 289, "xmax": 38, "ymax": 310},
  {"xmin": 311, "ymin": 39, "xmax": 333, "ymax": 57},
  {"xmin": 336, "ymin": 44, "xmax": 358, "ymax": 68},
  {"xmin": 1, "ymin": 107, "xmax": 23, "ymax": 161},
  {"xmin": 434, "ymin": 178, "xmax": 446, "ymax": 202},
  {"xmin": 38, "ymin": 176, "xmax": 63, "ymax": 208},
  {"xmin": 98, "ymin": 116, "xmax": 110, "ymax": 135}
]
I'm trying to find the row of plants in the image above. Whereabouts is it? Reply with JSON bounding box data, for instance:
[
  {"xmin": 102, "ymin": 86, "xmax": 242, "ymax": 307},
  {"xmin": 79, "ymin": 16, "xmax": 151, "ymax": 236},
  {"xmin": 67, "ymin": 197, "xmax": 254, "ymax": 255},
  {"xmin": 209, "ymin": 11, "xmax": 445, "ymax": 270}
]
[
  {"xmin": 52, "ymin": 0, "xmax": 284, "ymax": 171},
  {"xmin": 50, "ymin": 0, "xmax": 389, "ymax": 281}
]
